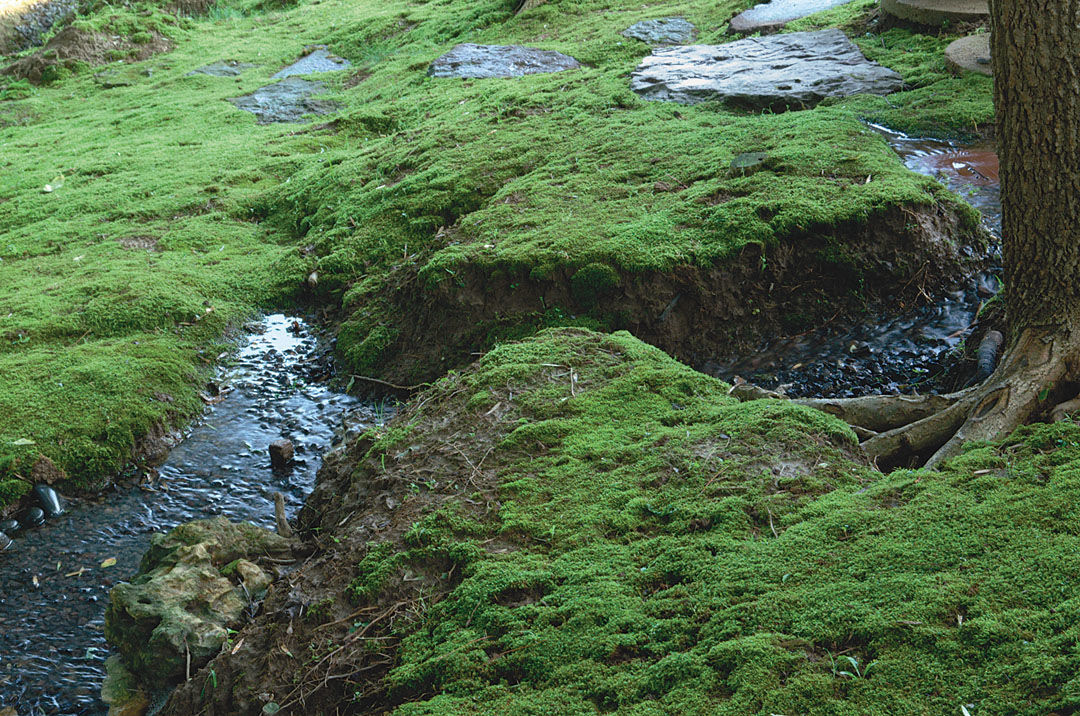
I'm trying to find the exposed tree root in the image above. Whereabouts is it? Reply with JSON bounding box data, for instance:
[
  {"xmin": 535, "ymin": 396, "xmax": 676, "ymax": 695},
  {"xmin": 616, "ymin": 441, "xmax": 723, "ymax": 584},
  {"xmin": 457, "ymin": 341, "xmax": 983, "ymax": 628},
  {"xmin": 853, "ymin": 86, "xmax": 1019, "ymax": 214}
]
[{"xmin": 731, "ymin": 327, "xmax": 1080, "ymax": 470}]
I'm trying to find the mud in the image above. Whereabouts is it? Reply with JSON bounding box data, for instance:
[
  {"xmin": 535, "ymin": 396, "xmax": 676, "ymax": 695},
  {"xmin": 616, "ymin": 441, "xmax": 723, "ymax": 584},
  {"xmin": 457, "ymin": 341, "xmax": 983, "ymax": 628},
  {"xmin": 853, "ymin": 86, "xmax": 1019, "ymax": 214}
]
[{"xmin": 2, "ymin": 26, "xmax": 172, "ymax": 84}]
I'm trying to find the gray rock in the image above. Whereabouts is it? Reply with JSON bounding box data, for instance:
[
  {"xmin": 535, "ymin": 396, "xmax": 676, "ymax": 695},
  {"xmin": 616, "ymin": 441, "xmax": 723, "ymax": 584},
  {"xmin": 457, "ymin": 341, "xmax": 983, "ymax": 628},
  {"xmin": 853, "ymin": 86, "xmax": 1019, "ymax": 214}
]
[
  {"xmin": 188, "ymin": 60, "xmax": 255, "ymax": 77},
  {"xmin": 23, "ymin": 506, "xmax": 44, "ymax": 527},
  {"xmin": 229, "ymin": 77, "xmax": 340, "ymax": 124},
  {"xmin": 428, "ymin": 43, "xmax": 580, "ymax": 79},
  {"xmin": 729, "ymin": 0, "xmax": 859, "ymax": 33},
  {"xmin": 630, "ymin": 29, "xmax": 903, "ymax": 110},
  {"xmin": 272, "ymin": 47, "xmax": 350, "ymax": 78},
  {"xmin": 621, "ymin": 18, "xmax": 697, "ymax": 45},
  {"xmin": 0, "ymin": 519, "xmax": 19, "ymax": 534},
  {"xmin": 33, "ymin": 483, "xmax": 63, "ymax": 518},
  {"xmin": 269, "ymin": 439, "xmax": 294, "ymax": 470},
  {"xmin": 880, "ymin": 0, "xmax": 988, "ymax": 27},
  {"xmin": 0, "ymin": 531, "xmax": 10, "ymax": 551}
]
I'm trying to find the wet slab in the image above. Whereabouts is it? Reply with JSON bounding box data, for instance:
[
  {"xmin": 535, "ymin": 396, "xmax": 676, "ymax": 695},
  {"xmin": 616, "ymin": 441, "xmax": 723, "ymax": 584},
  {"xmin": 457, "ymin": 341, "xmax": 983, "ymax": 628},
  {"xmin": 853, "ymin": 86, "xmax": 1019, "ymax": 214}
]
[
  {"xmin": 229, "ymin": 77, "xmax": 340, "ymax": 123},
  {"xmin": 729, "ymin": 0, "xmax": 860, "ymax": 33},
  {"xmin": 621, "ymin": 17, "xmax": 697, "ymax": 45},
  {"xmin": 630, "ymin": 29, "xmax": 902, "ymax": 109},
  {"xmin": 0, "ymin": 315, "xmax": 377, "ymax": 715},
  {"xmin": 272, "ymin": 47, "xmax": 350, "ymax": 78},
  {"xmin": 428, "ymin": 43, "xmax": 580, "ymax": 78}
]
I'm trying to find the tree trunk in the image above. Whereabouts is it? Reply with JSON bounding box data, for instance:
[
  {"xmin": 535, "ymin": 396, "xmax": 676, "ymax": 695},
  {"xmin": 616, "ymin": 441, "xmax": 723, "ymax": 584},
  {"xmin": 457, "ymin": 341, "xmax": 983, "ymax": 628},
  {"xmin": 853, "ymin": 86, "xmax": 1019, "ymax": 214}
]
[{"xmin": 991, "ymin": 0, "xmax": 1080, "ymax": 333}]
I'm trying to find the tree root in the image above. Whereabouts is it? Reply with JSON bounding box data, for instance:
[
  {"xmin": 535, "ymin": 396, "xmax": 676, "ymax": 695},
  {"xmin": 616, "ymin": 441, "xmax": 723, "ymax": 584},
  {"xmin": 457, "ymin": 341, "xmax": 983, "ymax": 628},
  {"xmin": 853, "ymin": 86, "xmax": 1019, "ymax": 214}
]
[{"xmin": 730, "ymin": 327, "xmax": 1080, "ymax": 470}]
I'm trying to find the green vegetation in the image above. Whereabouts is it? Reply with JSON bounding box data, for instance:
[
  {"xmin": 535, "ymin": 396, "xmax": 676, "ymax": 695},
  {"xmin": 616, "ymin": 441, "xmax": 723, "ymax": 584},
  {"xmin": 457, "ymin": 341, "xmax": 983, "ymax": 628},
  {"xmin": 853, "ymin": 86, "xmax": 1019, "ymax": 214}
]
[
  {"xmin": 272, "ymin": 328, "xmax": 1080, "ymax": 715},
  {"xmin": 0, "ymin": 0, "xmax": 992, "ymax": 504}
]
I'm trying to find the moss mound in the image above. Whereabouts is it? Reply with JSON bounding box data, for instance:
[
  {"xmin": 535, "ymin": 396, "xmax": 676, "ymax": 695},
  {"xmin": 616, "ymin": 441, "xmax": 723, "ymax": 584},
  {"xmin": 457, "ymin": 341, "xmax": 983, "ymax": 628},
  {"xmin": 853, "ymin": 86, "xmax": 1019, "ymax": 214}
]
[{"xmin": 151, "ymin": 328, "xmax": 1080, "ymax": 715}]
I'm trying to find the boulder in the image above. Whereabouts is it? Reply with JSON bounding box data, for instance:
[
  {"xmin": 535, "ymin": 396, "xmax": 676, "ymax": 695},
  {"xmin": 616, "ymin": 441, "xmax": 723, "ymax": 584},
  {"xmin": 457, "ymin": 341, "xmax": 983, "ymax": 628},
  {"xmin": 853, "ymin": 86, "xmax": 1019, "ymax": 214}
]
[
  {"xmin": 621, "ymin": 18, "xmax": 697, "ymax": 45},
  {"xmin": 428, "ymin": 44, "xmax": 580, "ymax": 78},
  {"xmin": 105, "ymin": 517, "xmax": 293, "ymax": 688},
  {"xmin": 630, "ymin": 29, "xmax": 903, "ymax": 110},
  {"xmin": 729, "ymin": 0, "xmax": 860, "ymax": 33},
  {"xmin": 945, "ymin": 33, "xmax": 991, "ymax": 76}
]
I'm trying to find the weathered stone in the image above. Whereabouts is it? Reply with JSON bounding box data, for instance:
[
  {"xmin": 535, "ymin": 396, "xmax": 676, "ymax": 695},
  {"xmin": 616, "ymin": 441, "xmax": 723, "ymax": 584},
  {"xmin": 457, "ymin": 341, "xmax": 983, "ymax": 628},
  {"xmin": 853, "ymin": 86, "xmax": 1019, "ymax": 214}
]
[
  {"xmin": 621, "ymin": 18, "xmax": 697, "ymax": 45},
  {"xmin": 269, "ymin": 438, "xmax": 294, "ymax": 469},
  {"xmin": 23, "ymin": 506, "xmax": 44, "ymax": 527},
  {"xmin": 945, "ymin": 33, "xmax": 991, "ymax": 76},
  {"xmin": 188, "ymin": 60, "xmax": 255, "ymax": 77},
  {"xmin": 273, "ymin": 47, "xmax": 350, "ymax": 78},
  {"xmin": 428, "ymin": 43, "xmax": 580, "ymax": 79},
  {"xmin": 106, "ymin": 517, "xmax": 293, "ymax": 688},
  {"xmin": 880, "ymin": 0, "xmax": 988, "ymax": 27},
  {"xmin": 630, "ymin": 29, "xmax": 903, "ymax": 110},
  {"xmin": 729, "ymin": 0, "xmax": 859, "ymax": 33},
  {"xmin": 229, "ymin": 78, "xmax": 340, "ymax": 123},
  {"xmin": 0, "ymin": 518, "xmax": 19, "ymax": 534}
]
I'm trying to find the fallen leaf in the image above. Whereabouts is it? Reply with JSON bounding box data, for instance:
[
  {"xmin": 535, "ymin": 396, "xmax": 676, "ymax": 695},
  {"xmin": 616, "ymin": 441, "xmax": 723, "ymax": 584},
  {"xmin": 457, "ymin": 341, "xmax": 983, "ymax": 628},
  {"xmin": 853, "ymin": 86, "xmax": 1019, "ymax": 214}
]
[
  {"xmin": 32, "ymin": 575, "xmax": 40, "ymax": 587},
  {"xmin": 231, "ymin": 637, "xmax": 245, "ymax": 654},
  {"xmin": 11, "ymin": 438, "xmax": 35, "ymax": 446},
  {"xmin": 100, "ymin": 557, "xmax": 117, "ymax": 568},
  {"xmin": 66, "ymin": 567, "xmax": 87, "ymax": 578},
  {"xmin": 973, "ymin": 469, "xmax": 993, "ymax": 476}
]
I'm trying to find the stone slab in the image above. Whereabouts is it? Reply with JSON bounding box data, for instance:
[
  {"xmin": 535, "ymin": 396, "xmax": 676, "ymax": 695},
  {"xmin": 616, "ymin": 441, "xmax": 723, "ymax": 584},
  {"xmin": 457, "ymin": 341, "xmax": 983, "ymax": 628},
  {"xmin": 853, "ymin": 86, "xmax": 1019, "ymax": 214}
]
[
  {"xmin": 729, "ymin": 0, "xmax": 860, "ymax": 33},
  {"xmin": 229, "ymin": 77, "xmax": 340, "ymax": 124},
  {"xmin": 880, "ymin": 0, "xmax": 988, "ymax": 27},
  {"xmin": 188, "ymin": 60, "xmax": 255, "ymax": 77},
  {"xmin": 621, "ymin": 18, "xmax": 697, "ymax": 45},
  {"xmin": 272, "ymin": 47, "xmax": 350, "ymax": 78},
  {"xmin": 945, "ymin": 33, "xmax": 991, "ymax": 76},
  {"xmin": 428, "ymin": 43, "xmax": 580, "ymax": 78},
  {"xmin": 630, "ymin": 29, "xmax": 903, "ymax": 110}
]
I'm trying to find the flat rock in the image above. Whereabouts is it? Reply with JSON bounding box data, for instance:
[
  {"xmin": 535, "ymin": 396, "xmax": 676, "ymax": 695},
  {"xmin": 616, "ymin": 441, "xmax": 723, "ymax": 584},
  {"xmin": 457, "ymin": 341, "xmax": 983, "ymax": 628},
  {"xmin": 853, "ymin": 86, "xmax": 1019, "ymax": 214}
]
[
  {"xmin": 729, "ymin": 0, "xmax": 859, "ymax": 33},
  {"xmin": 621, "ymin": 18, "xmax": 697, "ymax": 45},
  {"xmin": 428, "ymin": 43, "xmax": 580, "ymax": 78},
  {"xmin": 630, "ymin": 29, "xmax": 903, "ymax": 109},
  {"xmin": 188, "ymin": 60, "xmax": 255, "ymax": 77},
  {"xmin": 272, "ymin": 47, "xmax": 350, "ymax": 78},
  {"xmin": 229, "ymin": 77, "xmax": 340, "ymax": 123},
  {"xmin": 880, "ymin": 0, "xmax": 988, "ymax": 26},
  {"xmin": 945, "ymin": 33, "xmax": 991, "ymax": 76}
]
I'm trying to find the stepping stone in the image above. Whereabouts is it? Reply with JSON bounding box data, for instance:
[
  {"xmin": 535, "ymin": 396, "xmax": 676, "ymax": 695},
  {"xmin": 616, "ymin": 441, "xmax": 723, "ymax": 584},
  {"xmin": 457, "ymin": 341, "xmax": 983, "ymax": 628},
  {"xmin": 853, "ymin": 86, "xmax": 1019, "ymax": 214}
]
[
  {"xmin": 630, "ymin": 29, "xmax": 903, "ymax": 110},
  {"xmin": 428, "ymin": 43, "xmax": 580, "ymax": 78},
  {"xmin": 622, "ymin": 18, "xmax": 697, "ymax": 45},
  {"xmin": 880, "ymin": 0, "xmax": 988, "ymax": 27},
  {"xmin": 273, "ymin": 47, "xmax": 350, "ymax": 78},
  {"xmin": 188, "ymin": 60, "xmax": 255, "ymax": 77},
  {"xmin": 729, "ymin": 0, "xmax": 859, "ymax": 33},
  {"xmin": 945, "ymin": 33, "xmax": 991, "ymax": 76},
  {"xmin": 229, "ymin": 78, "xmax": 340, "ymax": 124}
]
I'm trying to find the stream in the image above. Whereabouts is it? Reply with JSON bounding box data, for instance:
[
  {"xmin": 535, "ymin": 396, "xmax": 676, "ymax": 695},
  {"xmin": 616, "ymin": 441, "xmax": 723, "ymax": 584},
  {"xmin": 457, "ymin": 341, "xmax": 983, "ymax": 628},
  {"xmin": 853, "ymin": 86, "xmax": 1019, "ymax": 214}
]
[
  {"xmin": 0, "ymin": 315, "xmax": 377, "ymax": 715},
  {"xmin": 710, "ymin": 125, "xmax": 1002, "ymax": 397}
]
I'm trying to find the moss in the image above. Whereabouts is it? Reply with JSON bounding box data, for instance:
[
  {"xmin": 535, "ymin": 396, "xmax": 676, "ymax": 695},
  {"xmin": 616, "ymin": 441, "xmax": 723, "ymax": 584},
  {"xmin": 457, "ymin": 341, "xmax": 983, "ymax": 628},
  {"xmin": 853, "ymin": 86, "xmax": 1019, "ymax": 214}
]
[{"xmin": 323, "ymin": 329, "xmax": 1080, "ymax": 715}]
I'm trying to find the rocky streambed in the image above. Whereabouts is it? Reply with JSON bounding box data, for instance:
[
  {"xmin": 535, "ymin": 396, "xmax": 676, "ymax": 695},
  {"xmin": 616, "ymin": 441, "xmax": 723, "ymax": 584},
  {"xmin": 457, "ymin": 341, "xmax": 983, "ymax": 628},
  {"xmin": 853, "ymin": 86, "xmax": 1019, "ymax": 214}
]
[
  {"xmin": 0, "ymin": 315, "xmax": 376, "ymax": 716},
  {"xmin": 710, "ymin": 126, "xmax": 1001, "ymax": 397}
]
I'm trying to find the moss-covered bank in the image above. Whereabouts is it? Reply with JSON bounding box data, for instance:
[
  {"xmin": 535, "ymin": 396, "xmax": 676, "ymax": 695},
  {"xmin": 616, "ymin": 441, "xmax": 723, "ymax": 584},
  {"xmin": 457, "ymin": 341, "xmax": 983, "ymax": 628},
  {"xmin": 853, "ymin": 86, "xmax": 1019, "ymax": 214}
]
[
  {"xmin": 147, "ymin": 328, "xmax": 1080, "ymax": 715},
  {"xmin": 0, "ymin": 0, "xmax": 992, "ymax": 504}
]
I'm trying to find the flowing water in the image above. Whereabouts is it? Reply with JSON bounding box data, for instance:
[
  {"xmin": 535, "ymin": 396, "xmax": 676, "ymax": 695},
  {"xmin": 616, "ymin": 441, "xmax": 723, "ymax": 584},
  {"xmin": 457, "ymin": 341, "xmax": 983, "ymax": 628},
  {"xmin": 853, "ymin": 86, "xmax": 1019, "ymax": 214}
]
[
  {"xmin": 0, "ymin": 315, "xmax": 377, "ymax": 715},
  {"xmin": 708, "ymin": 126, "xmax": 1002, "ymax": 397}
]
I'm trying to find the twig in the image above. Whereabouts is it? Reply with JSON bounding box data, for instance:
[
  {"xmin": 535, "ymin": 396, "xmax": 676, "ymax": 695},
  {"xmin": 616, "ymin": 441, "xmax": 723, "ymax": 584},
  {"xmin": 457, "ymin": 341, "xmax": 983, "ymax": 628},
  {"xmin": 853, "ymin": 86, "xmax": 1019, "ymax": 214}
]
[{"xmin": 349, "ymin": 374, "xmax": 429, "ymax": 392}]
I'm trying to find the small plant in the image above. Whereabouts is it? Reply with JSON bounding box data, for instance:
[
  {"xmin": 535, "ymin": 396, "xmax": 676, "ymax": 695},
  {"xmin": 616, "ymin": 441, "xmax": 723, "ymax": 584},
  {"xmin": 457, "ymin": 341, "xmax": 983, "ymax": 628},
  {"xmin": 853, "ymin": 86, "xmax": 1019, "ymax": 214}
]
[{"xmin": 831, "ymin": 654, "xmax": 877, "ymax": 679}]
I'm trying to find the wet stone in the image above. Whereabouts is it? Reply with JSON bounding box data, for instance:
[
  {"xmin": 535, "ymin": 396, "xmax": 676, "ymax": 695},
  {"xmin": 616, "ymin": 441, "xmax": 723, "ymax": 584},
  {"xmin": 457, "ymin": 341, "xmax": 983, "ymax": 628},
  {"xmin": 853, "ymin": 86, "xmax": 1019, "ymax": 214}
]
[
  {"xmin": 0, "ymin": 531, "xmax": 10, "ymax": 551},
  {"xmin": 23, "ymin": 506, "xmax": 45, "ymax": 527},
  {"xmin": 229, "ymin": 77, "xmax": 341, "ymax": 124},
  {"xmin": 729, "ymin": 0, "xmax": 859, "ymax": 33},
  {"xmin": 621, "ymin": 18, "xmax": 697, "ymax": 45},
  {"xmin": 0, "ymin": 518, "xmax": 19, "ymax": 534},
  {"xmin": 189, "ymin": 60, "xmax": 255, "ymax": 77},
  {"xmin": 269, "ymin": 439, "xmax": 295, "ymax": 470},
  {"xmin": 630, "ymin": 29, "xmax": 903, "ymax": 109},
  {"xmin": 428, "ymin": 43, "xmax": 580, "ymax": 78},
  {"xmin": 272, "ymin": 47, "xmax": 350, "ymax": 78},
  {"xmin": 33, "ymin": 483, "xmax": 64, "ymax": 518}
]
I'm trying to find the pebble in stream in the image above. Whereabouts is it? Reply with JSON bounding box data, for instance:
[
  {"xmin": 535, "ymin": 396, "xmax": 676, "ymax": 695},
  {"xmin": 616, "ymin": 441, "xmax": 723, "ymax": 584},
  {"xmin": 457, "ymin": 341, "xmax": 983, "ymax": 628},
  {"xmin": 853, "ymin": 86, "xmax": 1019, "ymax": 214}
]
[{"xmin": 0, "ymin": 315, "xmax": 378, "ymax": 716}]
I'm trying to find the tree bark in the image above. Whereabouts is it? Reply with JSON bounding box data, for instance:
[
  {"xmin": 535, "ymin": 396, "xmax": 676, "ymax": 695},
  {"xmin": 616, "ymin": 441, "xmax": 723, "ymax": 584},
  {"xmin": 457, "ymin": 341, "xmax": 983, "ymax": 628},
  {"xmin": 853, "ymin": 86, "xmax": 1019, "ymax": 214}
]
[{"xmin": 992, "ymin": 0, "xmax": 1080, "ymax": 334}]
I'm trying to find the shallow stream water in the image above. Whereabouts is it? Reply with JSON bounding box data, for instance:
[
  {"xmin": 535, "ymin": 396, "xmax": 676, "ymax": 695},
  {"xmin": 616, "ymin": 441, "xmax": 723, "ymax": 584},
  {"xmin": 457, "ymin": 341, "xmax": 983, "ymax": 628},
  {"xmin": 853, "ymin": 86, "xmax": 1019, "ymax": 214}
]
[
  {"xmin": 0, "ymin": 315, "xmax": 375, "ymax": 715},
  {"xmin": 709, "ymin": 126, "xmax": 1002, "ymax": 397}
]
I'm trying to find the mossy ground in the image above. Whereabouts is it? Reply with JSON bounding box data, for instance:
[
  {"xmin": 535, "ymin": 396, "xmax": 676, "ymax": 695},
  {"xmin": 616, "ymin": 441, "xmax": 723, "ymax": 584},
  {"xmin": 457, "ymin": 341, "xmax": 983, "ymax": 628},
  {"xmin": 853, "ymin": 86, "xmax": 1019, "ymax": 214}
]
[
  {"xmin": 0, "ymin": 0, "xmax": 990, "ymax": 505},
  {"xmin": 158, "ymin": 328, "xmax": 1080, "ymax": 715}
]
